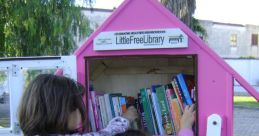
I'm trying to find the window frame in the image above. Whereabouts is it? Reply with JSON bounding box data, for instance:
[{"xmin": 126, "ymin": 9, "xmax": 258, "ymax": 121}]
[
  {"xmin": 251, "ymin": 34, "xmax": 258, "ymax": 46},
  {"xmin": 230, "ymin": 34, "xmax": 237, "ymax": 47}
]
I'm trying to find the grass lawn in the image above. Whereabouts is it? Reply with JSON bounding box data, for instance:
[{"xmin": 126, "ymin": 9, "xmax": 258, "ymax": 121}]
[
  {"xmin": 234, "ymin": 96, "xmax": 259, "ymax": 108},
  {"xmin": 0, "ymin": 118, "xmax": 10, "ymax": 128}
]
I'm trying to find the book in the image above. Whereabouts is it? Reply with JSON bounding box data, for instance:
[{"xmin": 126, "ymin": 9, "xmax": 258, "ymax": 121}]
[
  {"xmin": 137, "ymin": 93, "xmax": 148, "ymax": 131},
  {"xmin": 98, "ymin": 95, "xmax": 108, "ymax": 127},
  {"xmin": 151, "ymin": 85, "xmax": 165, "ymax": 135},
  {"xmin": 104, "ymin": 94, "xmax": 113, "ymax": 122},
  {"xmin": 146, "ymin": 88, "xmax": 159, "ymax": 135},
  {"xmin": 176, "ymin": 73, "xmax": 193, "ymax": 105},
  {"xmin": 88, "ymin": 99, "xmax": 96, "ymax": 131},
  {"xmin": 95, "ymin": 95, "xmax": 103, "ymax": 129},
  {"xmin": 112, "ymin": 96, "xmax": 120, "ymax": 117},
  {"xmin": 155, "ymin": 85, "xmax": 174, "ymax": 135},
  {"xmin": 109, "ymin": 93, "xmax": 122, "ymax": 118},
  {"xmin": 140, "ymin": 88, "xmax": 156, "ymax": 135},
  {"xmin": 171, "ymin": 78, "xmax": 185, "ymax": 112},
  {"xmin": 171, "ymin": 97, "xmax": 182, "ymax": 134},
  {"xmin": 168, "ymin": 84, "xmax": 183, "ymax": 133},
  {"xmin": 120, "ymin": 96, "xmax": 127, "ymax": 113},
  {"xmin": 184, "ymin": 75, "xmax": 196, "ymax": 102},
  {"xmin": 90, "ymin": 90, "xmax": 101, "ymax": 130},
  {"xmin": 165, "ymin": 85, "xmax": 179, "ymax": 134}
]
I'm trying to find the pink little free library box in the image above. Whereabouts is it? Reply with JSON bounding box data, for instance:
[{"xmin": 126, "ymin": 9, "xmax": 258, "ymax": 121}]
[{"xmin": 74, "ymin": 0, "xmax": 259, "ymax": 135}]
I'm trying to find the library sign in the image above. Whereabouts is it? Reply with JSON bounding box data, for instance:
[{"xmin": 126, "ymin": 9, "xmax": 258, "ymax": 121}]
[{"xmin": 94, "ymin": 28, "xmax": 188, "ymax": 51}]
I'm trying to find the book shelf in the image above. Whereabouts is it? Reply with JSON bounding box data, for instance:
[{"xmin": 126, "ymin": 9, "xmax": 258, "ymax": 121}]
[
  {"xmin": 87, "ymin": 55, "xmax": 196, "ymax": 97},
  {"xmin": 85, "ymin": 55, "xmax": 198, "ymax": 135}
]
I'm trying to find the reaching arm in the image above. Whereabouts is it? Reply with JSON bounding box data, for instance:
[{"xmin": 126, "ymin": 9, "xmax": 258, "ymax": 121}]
[{"xmin": 67, "ymin": 117, "xmax": 129, "ymax": 136}]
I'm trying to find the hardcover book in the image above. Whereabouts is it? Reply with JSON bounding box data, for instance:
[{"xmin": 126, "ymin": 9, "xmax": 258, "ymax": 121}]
[
  {"xmin": 155, "ymin": 86, "xmax": 174, "ymax": 135},
  {"xmin": 140, "ymin": 88, "xmax": 156, "ymax": 134},
  {"xmin": 176, "ymin": 73, "xmax": 193, "ymax": 105},
  {"xmin": 151, "ymin": 85, "xmax": 166, "ymax": 135}
]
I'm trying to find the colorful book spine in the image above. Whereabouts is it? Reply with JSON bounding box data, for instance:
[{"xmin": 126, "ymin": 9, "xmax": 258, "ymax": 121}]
[
  {"xmin": 165, "ymin": 85, "xmax": 179, "ymax": 134},
  {"xmin": 109, "ymin": 93, "xmax": 122, "ymax": 118},
  {"xmin": 88, "ymin": 99, "xmax": 96, "ymax": 131},
  {"xmin": 171, "ymin": 98, "xmax": 182, "ymax": 133},
  {"xmin": 137, "ymin": 93, "xmax": 148, "ymax": 131},
  {"xmin": 120, "ymin": 96, "xmax": 127, "ymax": 113},
  {"xmin": 176, "ymin": 73, "xmax": 193, "ymax": 105},
  {"xmin": 104, "ymin": 94, "xmax": 113, "ymax": 122},
  {"xmin": 117, "ymin": 97, "xmax": 122, "ymax": 116},
  {"xmin": 184, "ymin": 75, "xmax": 196, "ymax": 102},
  {"xmin": 151, "ymin": 85, "xmax": 165, "ymax": 135},
  {"xmin": 90, "ymin": 90, "xmax": 100, "ymax": 130},
  {"xmin": 155, "ymin": 86, "xmax": 174, "ymax": 135},
  {"xmin": 146, "ymin": 88, "xmax": 158, "ymax": 135},
  {"xmin": 98, "ymin": 95, "xmax": 108, "ymax": 127},
  {"xmin": 140, "ymin": 88, "xmax": 155, "ymax": 135},
  {"xmin": 171, "ymin": 78, "xmax": 184, "ymax": 112},
  {"xmin": 95, "ymin": 95, "xmax": 103, "ymax": 129},
  {"xmin": 112, "ymin": 96, "xmax": 120, "ymax": 117}
]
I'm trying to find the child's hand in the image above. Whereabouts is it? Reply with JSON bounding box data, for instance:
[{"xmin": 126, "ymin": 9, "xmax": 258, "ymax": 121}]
[
  {"xmin": 180, "ymin": 104, "xmax": 196, "ymax": 130},
  {"xmin": 122, "ymin": 106, "xmax": 139, "ymax": 122},
  {"xmin": 105, "ymin": 116, "xmax": 129, "ymax": 135}
]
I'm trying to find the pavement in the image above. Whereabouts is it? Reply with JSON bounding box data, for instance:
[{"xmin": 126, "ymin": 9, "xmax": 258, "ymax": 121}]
[{"xmin": 234, "ymin": 106, "xmax": 259, "ymax": 136}]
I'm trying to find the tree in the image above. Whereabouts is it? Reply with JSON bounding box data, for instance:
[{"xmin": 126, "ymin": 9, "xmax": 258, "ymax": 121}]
[
  {"xmin": 0, "ymin": 0, "xmax": 92, "ymax": 57},
  {"xmin": 161, "ymin": 0, "xmax": 207, "ymax": 38}
]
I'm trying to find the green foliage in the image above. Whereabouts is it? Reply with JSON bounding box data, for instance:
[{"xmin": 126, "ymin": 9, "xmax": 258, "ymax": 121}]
[
  {"xmin": 0, "ymin": 0, "xmax": 92, "ymax": 57},
  {"xmin": 239, "ymin": 56, "xmax": 256, "ymax": 59},
  {"xmin": 160, "ymin": 0, "xmax": 207, "ymax": 39},
  {"xmin": 190, "ymin": 17, "xmax": 207, "ymax": 39},
  {"xmin": 234, "ymin": 96, "xmax": 259, "ymax": 108},
  {"xmin": 0, "ymin": 71, "xmax": 7, "ymax": 84}
]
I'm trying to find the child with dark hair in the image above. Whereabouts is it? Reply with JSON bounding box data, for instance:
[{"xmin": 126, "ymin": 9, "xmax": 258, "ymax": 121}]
[
  {"xmin": 19, "ymin": 74, "xmax": 194, "ymax": 136},
  {"xmin": 18, "ymin": 74, "xmax": 132, "ymax": 136}
]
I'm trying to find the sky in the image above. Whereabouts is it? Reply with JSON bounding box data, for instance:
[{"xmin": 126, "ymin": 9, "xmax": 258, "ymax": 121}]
[{"xmin": 80, "ymin": 0, "xmax": 259, "ymax": 25}]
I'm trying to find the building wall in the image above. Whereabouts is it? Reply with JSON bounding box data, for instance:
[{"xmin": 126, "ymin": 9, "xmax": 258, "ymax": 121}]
[
  {"xmin": 225, "ymin": 58, "xmax": 259, "ymax": 93},
  {"xmin": 199, "ymin": 20, "xmax": 259, "ymax": 58}
]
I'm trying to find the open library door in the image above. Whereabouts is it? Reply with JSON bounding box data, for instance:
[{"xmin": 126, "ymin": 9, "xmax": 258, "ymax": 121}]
[{"xmin": 0, "ymin": 56, "xmax": 77, "ymax": 136}]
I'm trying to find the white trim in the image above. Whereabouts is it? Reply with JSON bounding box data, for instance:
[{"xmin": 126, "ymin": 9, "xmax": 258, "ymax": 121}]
[{"xmin": 0, "ymin": 56, "xmax": 77, "ymax": 135}]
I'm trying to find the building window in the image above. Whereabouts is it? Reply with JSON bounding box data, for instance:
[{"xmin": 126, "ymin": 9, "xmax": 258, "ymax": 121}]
[
  {"xmin": 230, "ymin": 34, "xmax": 237, "ymax": 47},
  {"xmin": 252, "ymin": 34, "xmax": 258, "ymax": 46}
]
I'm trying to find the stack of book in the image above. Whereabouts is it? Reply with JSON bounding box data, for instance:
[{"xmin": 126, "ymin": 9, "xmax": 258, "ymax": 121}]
[
  {"xmin": 89, "ymin": 90, "xmax": 137, "ymax": 131},
  {"xmin": 137, "ymin": 73, "xmax": 196, "ymax": 135},
  {"xmin": 89, "ymin": 73, "xmax": 196, "ymax": 135}
]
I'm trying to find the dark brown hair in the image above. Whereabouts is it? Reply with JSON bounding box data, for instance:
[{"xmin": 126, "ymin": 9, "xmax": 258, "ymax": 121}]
[{"xmin": 18, "ymin": 74, "xmax": 86, "ymax": 135}]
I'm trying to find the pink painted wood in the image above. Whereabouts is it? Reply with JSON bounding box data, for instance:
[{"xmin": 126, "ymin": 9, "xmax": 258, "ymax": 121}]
[{"xmin": 74, "ymin": 0, "xmax": 259, "ymax": 135}]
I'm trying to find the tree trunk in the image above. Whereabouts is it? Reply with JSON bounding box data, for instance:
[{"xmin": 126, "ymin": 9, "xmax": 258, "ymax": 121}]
[{"xmin": 161, "ymin": 0, "xmax": 196, "ymax": 27}]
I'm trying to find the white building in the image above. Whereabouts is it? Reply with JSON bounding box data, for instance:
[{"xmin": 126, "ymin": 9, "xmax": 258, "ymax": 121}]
[{"xmin": 199, "ymin": 20, "xmax": 259, "ymax": 58}]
